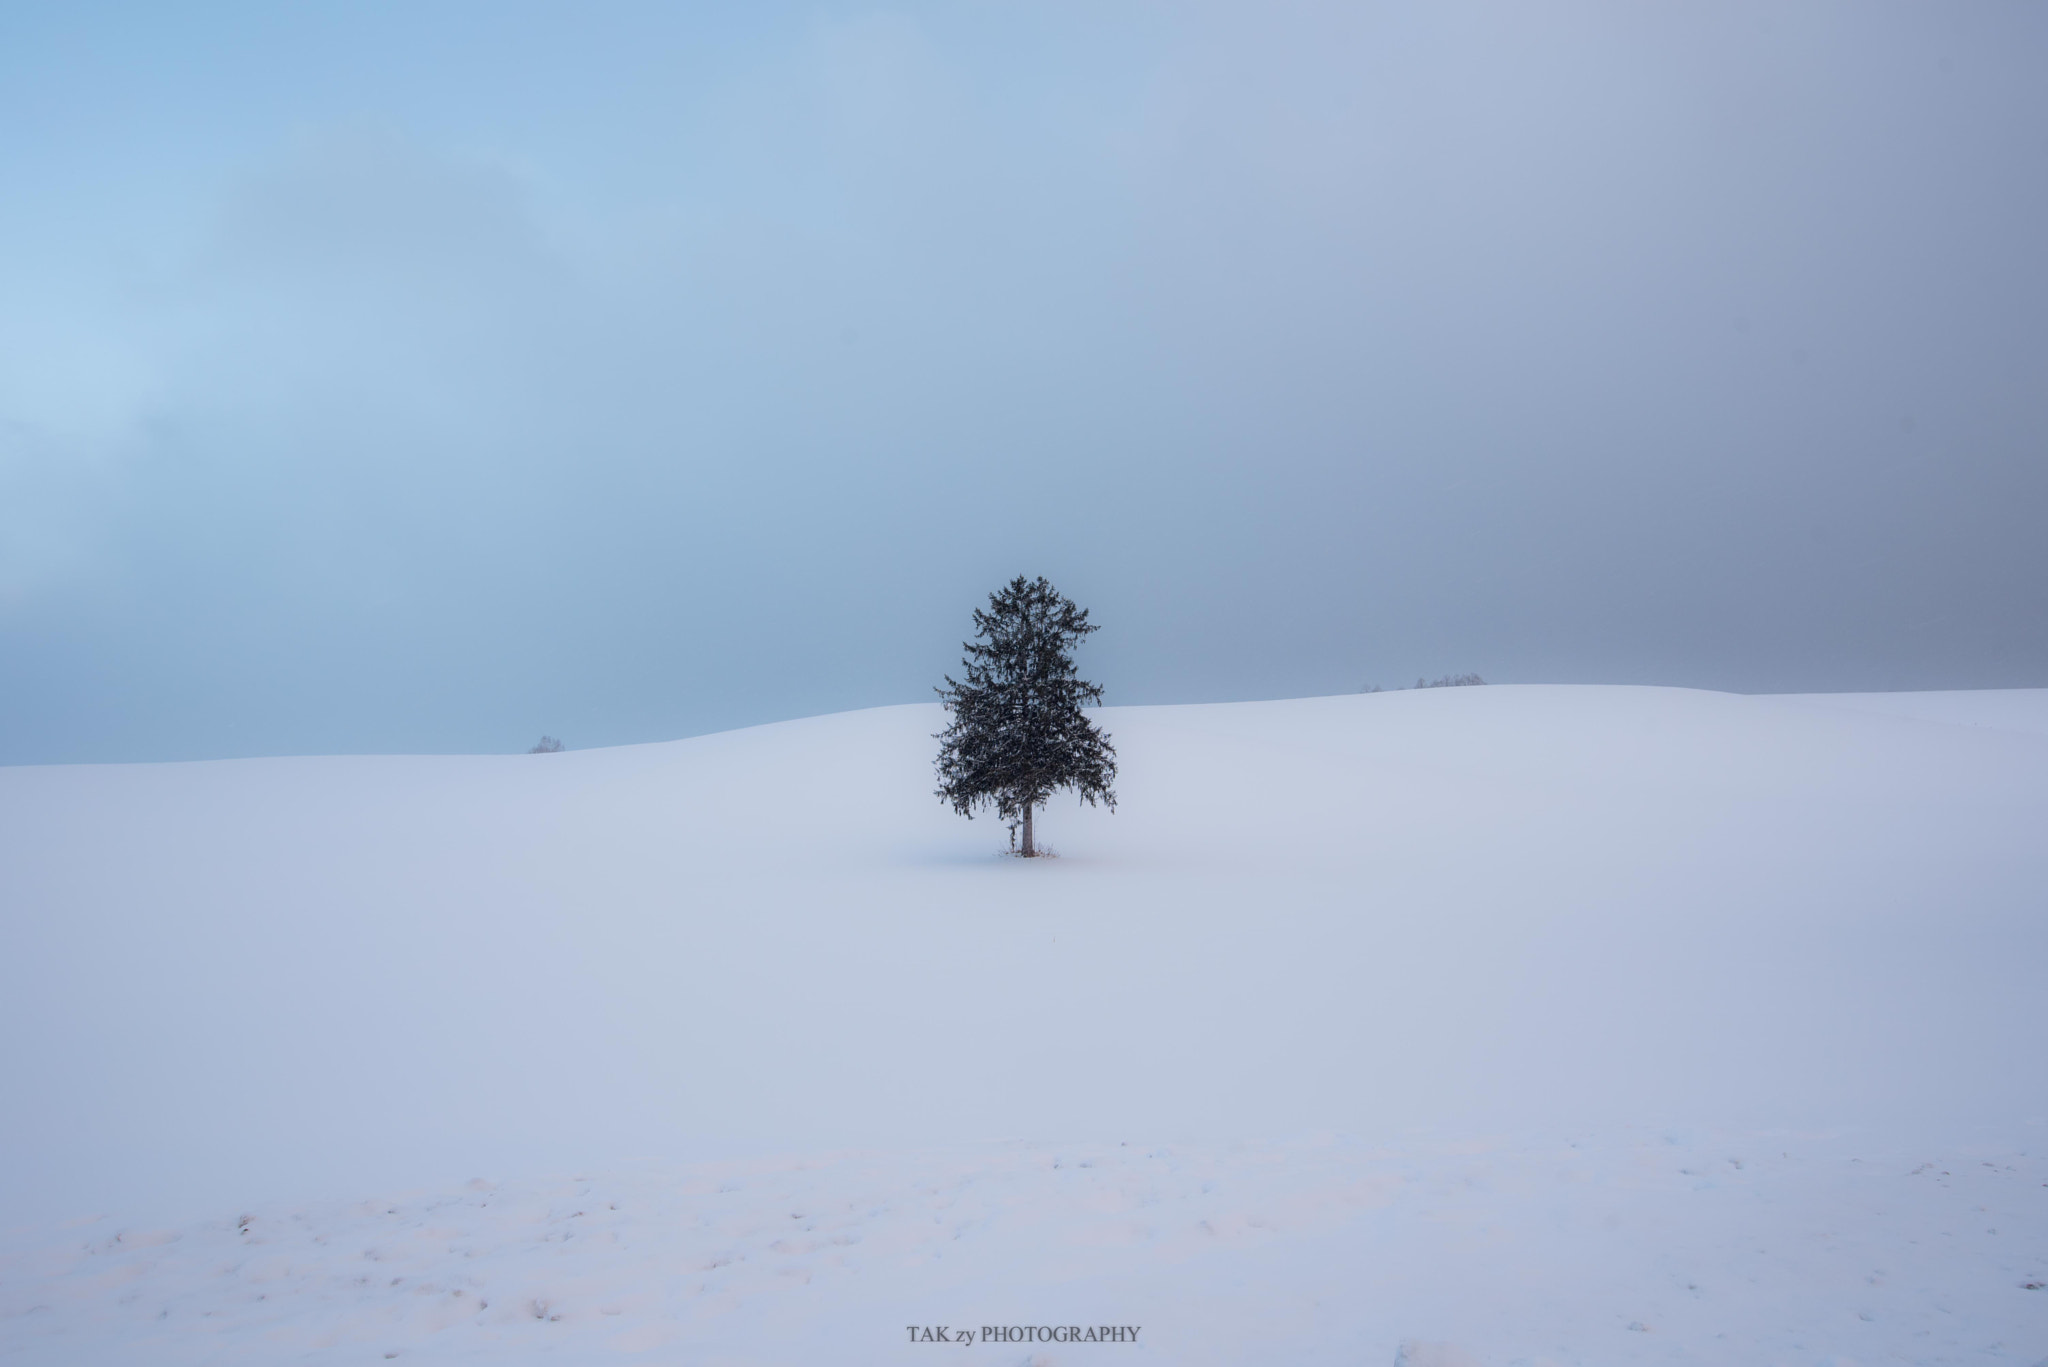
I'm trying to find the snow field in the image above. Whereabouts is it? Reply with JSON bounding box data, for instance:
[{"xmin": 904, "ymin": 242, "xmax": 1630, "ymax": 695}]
[
  {"xmin": 4, "ymin": 1131, "xmax": 2044, "ymax": 1364},
  {"xmin": 3, "ymin": 684, "xmax": 2046, "ymax": 1362}
]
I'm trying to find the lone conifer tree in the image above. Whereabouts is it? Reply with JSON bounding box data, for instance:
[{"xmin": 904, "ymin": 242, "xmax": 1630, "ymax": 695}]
[{"xmin": 935, "ymin": 576, "xmax": 1117, "ymax": 856}]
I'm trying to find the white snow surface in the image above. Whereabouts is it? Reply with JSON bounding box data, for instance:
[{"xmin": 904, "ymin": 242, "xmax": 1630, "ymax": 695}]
[
  {"xmin": 1780, "ymin": 688, "xmax": 2048, "ymax": 739},
  {"xmin": 2, "ymin": 685, "xmax": 2045, "ymax": 1364}
]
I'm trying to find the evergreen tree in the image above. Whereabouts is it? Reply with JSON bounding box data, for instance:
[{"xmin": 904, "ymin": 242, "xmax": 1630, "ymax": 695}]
[{"xmin": 935, "ymin": 576, "xmax": 1117, "ymax": 856}]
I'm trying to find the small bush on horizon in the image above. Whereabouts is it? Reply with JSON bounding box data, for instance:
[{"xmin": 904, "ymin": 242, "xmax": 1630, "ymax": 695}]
[
  {"xmin": 1360, "ymin": 674, "xmax": 1486, "ymax": 693},
  {"xmin": 528, "ymin": 736, "xmax": 566, "ymax": 753}
]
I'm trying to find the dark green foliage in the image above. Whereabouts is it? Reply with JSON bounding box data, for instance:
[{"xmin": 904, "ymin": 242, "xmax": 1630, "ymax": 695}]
[{"xmin": 935, "ymin": 576, "xmax": 1116, "ymax": 853}]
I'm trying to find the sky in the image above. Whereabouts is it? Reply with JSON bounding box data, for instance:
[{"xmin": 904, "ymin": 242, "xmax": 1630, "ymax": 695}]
[{"xmin": 2, "ymin": 0, "xmax": 2044, "ymax": 764}]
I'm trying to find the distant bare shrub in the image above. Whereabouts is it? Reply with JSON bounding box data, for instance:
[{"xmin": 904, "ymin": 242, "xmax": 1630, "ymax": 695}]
[
  {"xmin": 528, "ymin": 736, "xmax": 566, "ymax": 753},
  {"xmin": 1415, "ymin": 674, "xmax": 1486, "ymax": 689}
]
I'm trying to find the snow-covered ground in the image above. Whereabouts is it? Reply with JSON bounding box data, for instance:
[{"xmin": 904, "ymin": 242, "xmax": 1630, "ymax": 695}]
[{"xmin": 3, "ymin": 686, "xmax": 2045, "ymax": 1364}]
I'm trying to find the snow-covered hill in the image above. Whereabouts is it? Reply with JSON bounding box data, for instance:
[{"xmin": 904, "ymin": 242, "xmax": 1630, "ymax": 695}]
[{"xmin": 3, "ymin": 686, "xmax": 2045, "ymax": 1364}]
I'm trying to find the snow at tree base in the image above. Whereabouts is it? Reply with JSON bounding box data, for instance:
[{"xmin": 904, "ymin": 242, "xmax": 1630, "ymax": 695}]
[{"xmin": 2, "ymin": 685, "xmax": 2044, "ymax": 1365}]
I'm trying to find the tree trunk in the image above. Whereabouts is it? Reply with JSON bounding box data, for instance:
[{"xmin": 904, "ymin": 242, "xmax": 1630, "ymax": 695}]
[{"xmin": 1020, "ymin": 801, "xmax": 1035, "ymax": 857}]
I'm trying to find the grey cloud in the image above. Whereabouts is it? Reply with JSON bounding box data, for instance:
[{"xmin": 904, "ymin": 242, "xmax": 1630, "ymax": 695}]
[{"xmin": 0, "ymin": 1, "xmax": 2043, "ymax": 763}]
